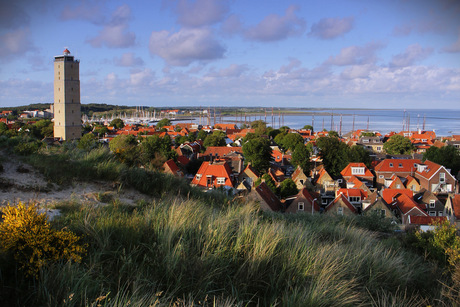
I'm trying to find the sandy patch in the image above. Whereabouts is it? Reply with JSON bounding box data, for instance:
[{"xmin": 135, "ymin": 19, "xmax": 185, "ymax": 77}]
[{"xmin": 0, "ymin": 152, "xmax": 151, "ymax": 207}]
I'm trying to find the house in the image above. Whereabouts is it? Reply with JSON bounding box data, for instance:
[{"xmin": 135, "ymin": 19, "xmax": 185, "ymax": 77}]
[
  {"xmin": 291, "ymin": 166, "xmax": 310, "ymax": 190},
  {"xmin": 253, "ymin": 182, "xmax": 283, "ymax": 212},
  {"xmin": 345, "ymin": 176, "xmax": 371, "ymax": 194},
  {"xmin": 337, "ymin": 188, "xmax": 368, "ymax": 212},
  {"xmin": 191, "ymin": 161, "xmax": 234, "ymax": 189},
  {"xmin": 374, "ymin": 159, "xmax": 421, "ymax": 189},
  {"xmin": 357, "ymin": 136, "xmax": 384, "ymax": 153},
  {"xmin": 268, "ymin": 166, "xmax": 286, "ymax": 186},
  {"xmin": 237, "ymin": 164, "xmax": 259, "ymax": 191},
  {"xmin": 163, "ymin": 159, "xmax": 183, "ymax": 177},
  {"xmin": 392, "ymin": 193, "xmax": 428, "ymax": 224},
  {"xmin": 324, "ymin": 194, "xmax": 357, "ymax": 216},
  {"xmin": 388, "ymin": 175, "xmax": 405, "ymax": 190},
  {"xmin": 285, "ymin": 188, "xmax": 321, "ymax": 214},
  {"xmin": 414, "ymin": 189, "xmax": 444, "ymax": 217},
  {"xmin": 405, "ymin": 175, "xmax": 421, "ymax": 193},
  {"xmin": 414, "ymin": 160, "xmax": 457, "ymax": 194},
  {"xmin": 407, "ymin": 216, "xmax": 447, "ymax": 232},
  {"xmin": 362, "ymin": 193, "xmax": 397, "ymax": 220},
  {"xmin": 340, "ymin": 162, "xmax": 374, "ymax": 187},
  {"xmin": 444, "ymin": 194, "xmax": 460, "ymax": 228},
  {"xmin": 314, "ymin": 167, "xmax": 337, "ymax": 194},
  {"xmin": 178, "ymin": 141, "xmax": 203, "ymax": 160},
  {"xmin": 381, "ymin": 188, "xmax": 414, "ymax": 206}
]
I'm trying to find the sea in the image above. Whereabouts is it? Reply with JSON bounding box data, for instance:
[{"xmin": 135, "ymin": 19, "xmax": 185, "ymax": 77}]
[{"xmin": 211, "ymin": 108, "xmax": 460, "ymax": 137}]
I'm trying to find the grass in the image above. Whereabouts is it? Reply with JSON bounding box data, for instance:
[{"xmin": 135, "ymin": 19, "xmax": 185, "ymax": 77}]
[{"xmin": 1, "ymin": 198, "xmax": 444, "ymax": 306}]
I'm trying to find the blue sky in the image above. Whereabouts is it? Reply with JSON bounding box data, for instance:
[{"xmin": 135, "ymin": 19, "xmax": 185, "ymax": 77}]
[{"xmin": 1, "ymin": 0, "xmax": 459, "ymax": 108}]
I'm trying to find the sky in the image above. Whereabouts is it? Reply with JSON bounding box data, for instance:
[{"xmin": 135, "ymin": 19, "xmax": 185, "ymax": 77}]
[{"xmin": 1, "ymin": 0, "xmax": 460, "ymax": 109}]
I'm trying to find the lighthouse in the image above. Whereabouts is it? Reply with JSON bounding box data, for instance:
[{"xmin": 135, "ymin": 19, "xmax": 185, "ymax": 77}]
[{"xmin": 53, "ymin": 48, "xmax": 81, "ymax": 140}]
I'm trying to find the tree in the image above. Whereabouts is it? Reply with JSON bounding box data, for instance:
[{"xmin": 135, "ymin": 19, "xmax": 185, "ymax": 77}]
[
  {"xmin": 109, "ymin": 118, "xmax": 125, "ymax": 129},
  {"xmin": 279, "ymin": 133, "xmax": 304, "ymax": 152},
  {"xmin": 203, "ymin": 130, "xmax": 226, "ymax": 147},
  {"xmin": 328, "ymin": 130, "xmax": 339, "ymax": 138},
  {"xmin": 291, "ymin": 143, "xmax": 311, "ymax": 173},
  {"xmin": 279, "ymin": 178, "xmax": 298, "ymax": 198},
  {"xmin": 242, "ymin": 137, "xmax": 272, "ymax": 173},
  {"xmin": 156, "ymin": 118, "xmax": 171, "ymax": 129},
  {"xmin": 302, "ymin": 125, "xmax": 314, "ymax": 132},
  {"xmin": 242, "ymin": 132, "xmax": 258, "ymax": 143},
  {"xmin": 93, "ymin": 125, "xmax": 109, "ymax": 137},
  {"xmin": 251, "ymin": 120, "xmax": 267, "ymax": 135},
  {"xmin": 316, "ymin": 136, "xmax": 350, "ymax": 177},
  {"xmin": 424, "ymin": 145, "xmax": 460, "ymax": 175},
  {"xmin": 196, "ymin": 129, "xmax": 208, "ymax": 141},
  {"xmin": 383, "ymin": 135, "xmax": 415, "ymax": 155},
  {"xmin": 109, "ymin": 134, "xmax": 138, "ymax": 166},
  {"xmin": 78, "ymin": 133, "xmax": 98, "ymax": 150},
  {"xmin": 349, "ymin": 145, "xmax": 372, "ymax": 168},
  {"xmin": 261, "ymin": 173, "xmax": 277, "ymax": 194},
  {"xmin": 0, "ymin": 122, "xmax": 9, "ymax": 135}
]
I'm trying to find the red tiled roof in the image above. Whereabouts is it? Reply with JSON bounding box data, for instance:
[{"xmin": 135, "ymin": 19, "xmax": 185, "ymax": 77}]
[
  {"xmin": 452, "ymin": 194, "xmax": 460, "ymax": 219},
  {"xmin": 340, "ymin": 163, "xmax": 374, "ymax": 178},
  {"xmin": 381, "ymin": 188, "xmax": 414, "ymax": 205},
  {"xmin": 177, "ymin": 155, "xmax": 190, "ymax": 166},
  {"xmin": 394, "ymin": 193, "xmax": 427, "ymax": 215},
  {"xmin": 255, "ymin": 182, "xmax": 283, "ymax": 211},
  {"xmin": 243, "ymin": 164, "xmax": 259, "ymax": 178},
  {"xmin": 291, "ymin": 165, "xmax": 306, "ymax": 182},
  {"xmin": 202, "ymin": 146, "xmax": 242, "ymax": 158},
  {"xmin": 408, "ymin": 216, "xmax": 446, "ymax": 225},
  {"xmin": 374, "ymin": 159, "xmax": 421, "ymax": 173},
  {"xmin": 337, "ymin": 188, "xmax": 368, "ymax": 199},
  {"xmin": 192, "ymin": 161, "xmax": 233, "ymax": 188},
  {"xmin": 164, "ymin": 159, "xmax": 180, "ymax": 175},
  {"xmin": 298, "ymin": 188, "xmax": 321, "ymax": 211},
  {"xmin": 415, "ymin": 160, "xmax": 443, "ymax": 180}
]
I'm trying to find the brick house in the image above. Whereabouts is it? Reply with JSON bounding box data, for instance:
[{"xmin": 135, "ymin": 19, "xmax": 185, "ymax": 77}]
[
  {"xmin": 414, "ymin": 160, "xmax": 457, "ymax": 194},
  {"xmin": 325, "ymin": 194, "xmax": 357, "ymax": 216},
  {"xmin": 285, "ymin": 188, "xmax": 321, "ymax": 214},
  {"xmin": 374, "ymin": 159, "xmax": 421, "ymax": 189},
  {"xmin": 237, "ymin": 164, "xmax": 259, "ymax": 191},
  {"xmin": 253, "ymin": 182, "xmax": 283, "ymax": 212},
  {"xmin": 444, "ymin": 194, "xmax": 460, "ymax": 229},
  {"xmin": 192, "ymin": 161, "xmax": 234, "ymax": 189},
  {"xmin": 340, "ymin": 163, "xmax": 374, "ymax": 187}
]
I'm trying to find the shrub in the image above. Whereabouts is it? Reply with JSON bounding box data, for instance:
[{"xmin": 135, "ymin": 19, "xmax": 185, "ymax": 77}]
[{"xmin": 0, "ymin": 202, "xmax": 87, "ymax": 277}]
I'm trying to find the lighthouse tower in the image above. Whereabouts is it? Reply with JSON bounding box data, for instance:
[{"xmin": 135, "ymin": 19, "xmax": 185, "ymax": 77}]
[{"xmin": 53, "ymin": 48, "xmax": 81, "ymax": 140}]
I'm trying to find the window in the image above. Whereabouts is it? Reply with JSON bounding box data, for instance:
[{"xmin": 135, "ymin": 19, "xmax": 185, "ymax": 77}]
[
  {"xmin": 351, "ymin": 167, "xmax": 365, "ymax": 175},
  {"xmin": 337, "ymin": 207, "xmax": 343, "ymax": 215},
  {"xmin": 217, "ymin": 177, "xmax": 226, "ymax": 185},
  {"xmin": 396, "ymin": 184, "xmax": 401, "ymax": 189},
  {"xmin": 362, "ymin": 139, "xmax": 369, "ymax": 143},
  {"xmin": 349, "ymin": 196, "xmax": 361, "ymax": 203},
  {"xmin": 429, "ymin": 211, "xmax": 436, "ymax": 216},
  {"xmin": 379, "ymin": 175, "xmax": 384, "ymax": 179},
  {"xmin": 298, "ymin": 202, "xmax": 304, "ymax": 211},
  {"xmin": 389, "ymin": 163, "xmax": 393, "ymax": 167},
  {"xmin": 398, "ymin": 163, "xmax": 403, "ymax": 168},
  {"xmin": 439, "ymin": 212, "xmax": 443, "ymax": 216},
  {"xmin": 376, "ymin": 146, "xmax": 382, "ymax": 151},
  {"xmin": 300, "ymin": 179, "xmax": 304, "ymax": 185},
  {"xmin": 196, "ymin": 174, "xmax": 202, "ymax": 181},
  {"xmin": 429, "ymin": 200, "xmax": 435, "ymax": 208},
  {"xmin": 440, "ymin": 173, "xmax": 446, "ymax": 182}
]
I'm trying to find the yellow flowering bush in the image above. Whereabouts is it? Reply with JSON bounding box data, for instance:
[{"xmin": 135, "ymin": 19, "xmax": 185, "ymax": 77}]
[{"xmin": 0, "ymin": 202, "xmax": 86, "ymax": 277}]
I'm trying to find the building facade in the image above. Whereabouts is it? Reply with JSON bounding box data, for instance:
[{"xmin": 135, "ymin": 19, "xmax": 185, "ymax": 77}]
[{"xmin": 54, "ymin": 49, "xmax": 81, "ymax": 140}]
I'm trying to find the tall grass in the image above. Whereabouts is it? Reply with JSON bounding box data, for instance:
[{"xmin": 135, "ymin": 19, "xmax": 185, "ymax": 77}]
[{"xmin": 6, "ymin": 198, "xmax": 438, "ymax": 306}]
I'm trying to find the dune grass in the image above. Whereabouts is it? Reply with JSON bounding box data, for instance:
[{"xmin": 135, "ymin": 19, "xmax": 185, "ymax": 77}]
[{"xmin": 0, "ymin": 198, "xmax": 441, "ymax": 306}]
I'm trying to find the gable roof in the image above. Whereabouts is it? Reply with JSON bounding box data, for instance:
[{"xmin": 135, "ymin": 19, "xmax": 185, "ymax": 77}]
[
  {"xmin": 202, "ymin": 146, "xmax": 242, "ymax": 158},
  {"xmin": 255, "ymin": 182, "xmax": 283, "ymax": 211},
  {"xmin": 374, "ymin": 159, "xmax": 421, "ymax": 173},
  {"xmin": 394, "ymin": 193, "xmax": 427, "ymax": 216},
  {"xmin": 192, "ymin": 161, "xmax": 233, "ymax": 187},
  {"xmin": 415, "ymin": 160, "xmax": 454, "ymax": 181},
  {"xmin": 389, "ymin": 176, "xmax": 405, "ymax": 189},
  {"xmin": 405, "ymin": 175, "xmax": 419, "ymax": 187},
  {"xmin": 291, "ymin": 165, "xmax": 307, "ymax": 182},
  {"xmin": 408, "ymin": 216, "xmax": 446, "ymax": 225},
  {"xmin": 242, "ymin": 164, "xmax": 259, "ymax": 178},
  {"xmin": 296, "ymin": 188, "xmax": 321, "ymax": 211},
  {"xmin": 326, "ymin": 194, "xmax": 357, "ymax": 213},
  {"xmin": 340, "ymin": 163, "xmax": 374, "ymax": 178},
  {"xmin": 381, "ymin": 188, "xmax": 414, "ymax": 206},
  {"xmin": 337, "ymin": 188, "xmax": 368, "ymax": 199},
  {"xmin": 451, "ymin": 194, "xmax": 460, "ymax": 219}
]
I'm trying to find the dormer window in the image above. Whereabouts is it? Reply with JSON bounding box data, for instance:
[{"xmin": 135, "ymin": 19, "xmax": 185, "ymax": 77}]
[
  {"xmin": 217, "ymin": 177, "xmax": 226, "ymax": 185},
  {"xmin": 389, "ymin": 163, "xmax": 393, "ymax": 167},
  {"xmin": 351, "ymin": 167, "xmax": 365, "ymax": 175},
  {"xmin": 398, "ymin": 163, "xmax": 403, "ymax": 168},
  {"xmin": 196, "ymin": 174, "xmax": 202, "ymax": 181}
]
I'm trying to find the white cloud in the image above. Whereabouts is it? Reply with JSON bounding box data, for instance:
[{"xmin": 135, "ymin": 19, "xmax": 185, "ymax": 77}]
[
  {"xmin": 309, "ymin": 16, "xmax": 354, "ymax": 39},
  {"xmin": 206, "ymin": 64, "xmax": 249, "ymax": 78},
  {"xmin": 114, "ymin": 53, "xmax": 144, "ymax": 67},
  {"xmin": 87, "ymin": 5, "xmax": 136, "ymax": 48},
  {"xmin": 60, "ymin": 0, "xmax": 105, "ymax": 24},
  {"xmin": 174, "ymin": 0, "xmax": 229, "ymax": 27},
  {"xmin": 243, "ymin": 5, "xmax": 306, "ymax": 42},
  {"xmin": 389, "ymin": 44, "xmax": 433, "ymax": 67},
  {"xmin": 0, "ymin": 28, "xmax": 34, "ymax": 59},
  {"xmin": 325, "ymin": 42, "xmax": 384, "ymax": 66},
  {"xmin": 149, "ymin": 28, "xmax": 225, "ymax": 66}
]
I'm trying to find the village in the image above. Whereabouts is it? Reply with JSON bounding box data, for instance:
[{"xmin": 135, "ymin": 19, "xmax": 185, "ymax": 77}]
[{"xmin": 1, "ymin": 107, "xmax": 459, "ymax": 232}]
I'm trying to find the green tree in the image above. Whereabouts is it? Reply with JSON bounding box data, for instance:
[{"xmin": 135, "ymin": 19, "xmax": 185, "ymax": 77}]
[
  {"xmin": 279, "ymin": 178, "xmax": 298, "ymax": 198},
  {"xmin": 242, "ymin": 132, "xmax": 258, "ymax": 143},
  {"xmin": 279, "ymin": 133, "xmax": 304, "ymax": 152},
  {"xmin": 156, "ymin": 118, "xmax": 171, "ymax": 129},
  {"xmin": 302, "ymin": 125, "xmax": 314, "ymax": 132},
  {"xmin": 242, "ymin": 137, "xmax": 273, "ymax": 173},
  {"xmin": 316, "ymin": 136, "xmax": 350, "ymax": 177},
  {"xmin": 328, "ymin": 130, "xmax": 339, "ymax": 138},
  {"xmin": 251, "ymin": 120, "xmax": 267, "ymax": 135},
  {"xmin": 78, "ymin": 133, "xmax": 98, "ymax": 150},
  {"xmin": 0, "ymin": 122, "xmax": 9, "ymax": 135},
  {"xmin": 109, "ymin": 134, "xmax": 138, "ymax": 166},
  {"xmin": 258, "ymin": 173, "xmax": 277, "ymax": 194},
  {"xmin": 93, "ymin": 125, "xmax": 109, "ymax": 137},
  {"xmin": 268, "ymin": 128, "xmax": 281, "ymax": 139},
  {"xmin": 203, "ymin": 130, "xmax": 226, "ymax": 147},
  {"xmin": 349, "ymin": 145, "xmax": 372, "ymax": 168},
  {"xmin": 33, "ymin": 119, "xmax": 54, "ymax": 139},
  {"xmin": 291, "ymin": 143, "xmax": 311, "ymax": 173},
  {"xmin": 383, "ymin": 135, "xmax": 415, "ymax": 155},
  {"xmin": 196, "ymin": 129, "xmax": 208, "ymax": 141},
  {"xmin": 109, "ymin": 118, "xmax": 125, "ymax": 129},
  {"xmin": 424, "ymin": 145, "xmax": 460, "ymax": 175}
]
